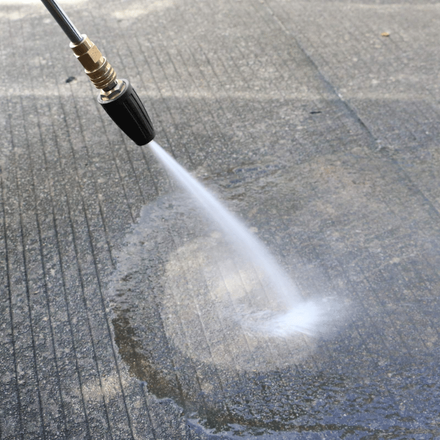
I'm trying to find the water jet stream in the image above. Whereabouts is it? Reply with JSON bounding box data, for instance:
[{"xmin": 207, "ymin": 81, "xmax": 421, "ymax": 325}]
[{"xmin": 149, "ymin": 140, "xmax": 323, "ymax": 336}]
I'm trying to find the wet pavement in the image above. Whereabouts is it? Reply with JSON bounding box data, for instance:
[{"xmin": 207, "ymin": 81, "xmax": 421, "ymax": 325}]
[{"xmin": 1, "ymin": 0, "xmax": 440, "ymax": 438}]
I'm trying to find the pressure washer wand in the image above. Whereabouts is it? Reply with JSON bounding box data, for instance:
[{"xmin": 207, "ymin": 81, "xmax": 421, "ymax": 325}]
[{"xmin": 40, "ymin": 0, "xmax": 155, "ymax": 146}]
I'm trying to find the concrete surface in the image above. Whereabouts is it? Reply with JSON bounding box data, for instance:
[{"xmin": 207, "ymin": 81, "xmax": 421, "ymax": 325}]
[{"xmin": 1, "ymin": 0, "xmax": 440, "ymax": 438}]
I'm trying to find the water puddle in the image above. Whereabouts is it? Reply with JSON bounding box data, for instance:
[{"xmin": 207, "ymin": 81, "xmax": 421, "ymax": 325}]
[
  {"xmin": 110, "ymin": 143, "xmax": 348, "ymax": 435},
  {"xmin": 110, "ymin": 192, "xmax": 340, "ymax": 435}
]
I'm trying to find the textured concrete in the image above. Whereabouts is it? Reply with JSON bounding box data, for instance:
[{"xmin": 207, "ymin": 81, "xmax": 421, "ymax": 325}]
[{"xmin": 1, "ymin": 0, "xmax": 440, "ymax": 438}]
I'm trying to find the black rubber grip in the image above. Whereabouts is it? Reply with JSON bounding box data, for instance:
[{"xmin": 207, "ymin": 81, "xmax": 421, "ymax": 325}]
[{"xmin": 98, "ymin": 79, "xmax": 155, "ymax": 146}]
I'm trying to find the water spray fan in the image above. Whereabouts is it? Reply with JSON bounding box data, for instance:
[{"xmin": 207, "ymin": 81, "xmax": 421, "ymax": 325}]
[{"xmin": 41, "ymin": 0, "xmax": 155, "ymax": 146}]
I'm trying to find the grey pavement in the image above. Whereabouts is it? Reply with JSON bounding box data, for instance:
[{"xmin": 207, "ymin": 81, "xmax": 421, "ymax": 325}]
[{"xmin": 1, "ymin": 0, "xmax": 440, "ymax": 438}]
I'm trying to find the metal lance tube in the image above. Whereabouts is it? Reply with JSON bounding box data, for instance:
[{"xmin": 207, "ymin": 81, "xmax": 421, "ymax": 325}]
[
  {"xmin": 40, "ymin": 0, "xmax": 155, "ymax": 145},
  {"xmin": 40, "ymin": 0, "xmax": 83, "ymax": 44}
]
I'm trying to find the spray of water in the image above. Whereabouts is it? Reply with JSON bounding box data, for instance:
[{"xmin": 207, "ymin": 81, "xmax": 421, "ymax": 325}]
[{"xmin": 149, "ymin": 140, "xmax": 324, "ymax": 336}]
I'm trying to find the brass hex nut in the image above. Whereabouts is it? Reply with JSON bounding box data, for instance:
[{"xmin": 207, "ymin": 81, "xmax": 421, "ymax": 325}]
[
  {"xmin": 70, "ymin": 34, "xmax": 117, "ymax": 90},
  {"xmin": 70, "ymin": 35, "xmax": 105, "ymax": 72}
]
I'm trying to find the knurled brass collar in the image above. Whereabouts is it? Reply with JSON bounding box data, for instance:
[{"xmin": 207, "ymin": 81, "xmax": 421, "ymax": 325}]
[{"xmin": 70, "ymin": 34, "xmax": 117, "ymax": 91}]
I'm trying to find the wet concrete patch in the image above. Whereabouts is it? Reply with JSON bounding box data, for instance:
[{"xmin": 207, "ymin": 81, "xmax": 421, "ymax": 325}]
[{"xmin": 110, "ymin": 153, "xmax": 440, "ymax": 438}]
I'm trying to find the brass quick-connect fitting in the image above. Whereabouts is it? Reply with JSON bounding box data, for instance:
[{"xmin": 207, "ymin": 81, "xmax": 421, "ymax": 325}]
[{"xmin": 70, "ymin": 35, "xmax": 117, "ymax": 91}]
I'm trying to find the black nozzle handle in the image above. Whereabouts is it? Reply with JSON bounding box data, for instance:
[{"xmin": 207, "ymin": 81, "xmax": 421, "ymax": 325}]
[{"xmin": 98, "ymin": 79, "xmax": 155, "ymax": 146}]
